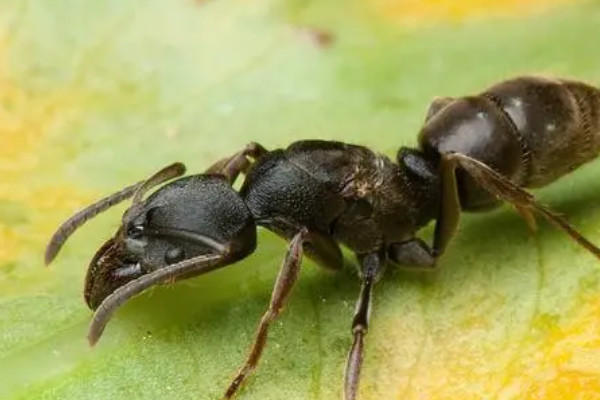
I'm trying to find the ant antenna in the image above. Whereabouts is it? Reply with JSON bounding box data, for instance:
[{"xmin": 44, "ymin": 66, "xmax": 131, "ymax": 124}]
[
  {"xmin": 122, "ymin": 162, "xmax": 186, "ymax": 223},
  {"xmin": 44, "ymin": 182, "xmax": 141, "ymax": 265},
  {"xmin": 44, "ymin": 162, "xmax": 186, "ymax": 265}
]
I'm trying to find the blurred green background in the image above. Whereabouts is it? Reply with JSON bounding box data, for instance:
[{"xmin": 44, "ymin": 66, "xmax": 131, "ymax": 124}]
[{"xmin": 1, "ymin": 0, "xmax": 600, "ymax": 399}]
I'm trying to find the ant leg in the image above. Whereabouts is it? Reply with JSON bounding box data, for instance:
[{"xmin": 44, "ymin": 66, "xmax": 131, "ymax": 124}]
[
  {"xmin": 205, "ymin": 142, "xmax": 268, "ymax": 184},
  {"xmin": 223, "ymin": 228, "xmax": 308, "ymax": 399},
  {"xmin": 514, "ymin": 205, "xmax": 538, "ymax": 232},
  {"xmin": 389, "ymin": 152, "xmax": 463, "ymax": 266},
  {"xmin": 424, "ymin": 96, "xmax": 455, "ymax": 122},
  {"xmin": 431, "ymin": 151, "xmax": 548, "ymax": 260},
  {"xmin": 305, "ymin": 230, "xmax": 344, "ymax": 271},
  {"xmin": 444, "ymin": 152, "xmax": 600, "ymax": 260},
  {"xmin": 388, "ymin": 238, "xmax": 435, "ymax": 268},
  {"xmin": 266, "ymin": 217, "xmax": 344, "ymax": 271},
  {"xmin": 428, "ymin": 152, "xmax": 464, "ymax": 259},
  {"xmin": 344, "ymin": 251, "xmax": 385, "ymax": 400}
]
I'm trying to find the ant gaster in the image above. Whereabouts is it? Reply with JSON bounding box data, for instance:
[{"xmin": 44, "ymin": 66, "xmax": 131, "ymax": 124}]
[{"xmin": 45, "ymin": 76, "xmax": 600, "ymax": 400}]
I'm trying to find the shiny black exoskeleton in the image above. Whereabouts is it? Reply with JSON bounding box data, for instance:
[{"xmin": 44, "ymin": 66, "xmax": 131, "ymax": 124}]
[{"xmin": 45, "ymin": 76, "xmax": 600, "ymax": 400}]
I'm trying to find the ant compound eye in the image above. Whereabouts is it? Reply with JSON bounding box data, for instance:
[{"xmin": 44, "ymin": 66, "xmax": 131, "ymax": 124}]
[
  {"xmin": 127, "ymin": 225, "xmax": 144, "ymax": 239},
  {"xmin": 165, "ymin": 247, "xmax": 185, "ymax": 264}
]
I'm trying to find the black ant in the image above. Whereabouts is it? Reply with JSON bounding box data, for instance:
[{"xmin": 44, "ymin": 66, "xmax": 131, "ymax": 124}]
[{"xmin": 45, "ymin": 76, "xmax": 600, "ymax": 400}]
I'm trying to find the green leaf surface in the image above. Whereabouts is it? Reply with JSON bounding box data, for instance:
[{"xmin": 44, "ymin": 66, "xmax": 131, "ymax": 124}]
[{"xmin": 1, "ymin": 1, "xmax": 600, "ymax": 399}]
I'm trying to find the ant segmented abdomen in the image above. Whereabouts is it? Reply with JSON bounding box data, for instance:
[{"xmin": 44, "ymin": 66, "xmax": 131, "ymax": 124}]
[
  {"xmin": 484, "ymin": 76, "xmax": 600, "ymax": 187},
  {"xmin": 562, "ymin": 79, "xmax": 600, "ymax": 153}
]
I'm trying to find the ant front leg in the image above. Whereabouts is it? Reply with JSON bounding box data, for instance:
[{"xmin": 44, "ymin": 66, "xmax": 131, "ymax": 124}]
[
  {"xmin": 269, "ymin": 217, "xmax": 345, "ymax": 271},
  {"xmin": 205, "ymin": 142, "xmax": 268, "ymax": 184},
  {"xmin": 223, "ymin": 228, "xmax": 308, "ymax": 399},
  {"xmin": 344, "ymin": 251, "xmax": 385, "ymax": 400}
]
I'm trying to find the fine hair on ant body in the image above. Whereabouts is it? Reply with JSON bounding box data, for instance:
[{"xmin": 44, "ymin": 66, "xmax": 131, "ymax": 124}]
[{"xmin": 46, "ymin": 76, "xmax": 600, "ymax": 400}]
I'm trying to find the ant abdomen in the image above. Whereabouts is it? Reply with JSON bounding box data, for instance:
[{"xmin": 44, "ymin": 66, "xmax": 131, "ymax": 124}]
[
  {"xmin": 485, "ymin": 76, "xmax": 600, "ymax": 188},
  {"xmin": 419, "ymin": 76, "xmax": 600, "ymax": 211},
  {"xmin": 418, "ymin": 93, "xmax": 525, "ymax": 211}
]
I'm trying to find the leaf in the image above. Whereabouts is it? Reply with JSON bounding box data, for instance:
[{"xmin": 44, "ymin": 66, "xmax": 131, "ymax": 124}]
[{"xmin": 1, "ymin": 1, "xmax": 600, "ymax": 399}]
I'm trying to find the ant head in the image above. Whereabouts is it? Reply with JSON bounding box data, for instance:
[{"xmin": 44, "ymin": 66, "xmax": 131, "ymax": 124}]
[{"xmin": 46, "ymin": 164, "xmax": 257, "ymax": 311}]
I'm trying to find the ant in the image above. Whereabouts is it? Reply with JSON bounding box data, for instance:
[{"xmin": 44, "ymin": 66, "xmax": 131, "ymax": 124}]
[{"xmin": 45, "ymin": 76, "xmax": 600, "ymax": 400}]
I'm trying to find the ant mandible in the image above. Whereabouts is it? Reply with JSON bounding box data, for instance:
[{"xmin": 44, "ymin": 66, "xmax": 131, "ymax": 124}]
[{"xmin": 45, "ymin": 76, "xmax": 600, "ymax": 400}]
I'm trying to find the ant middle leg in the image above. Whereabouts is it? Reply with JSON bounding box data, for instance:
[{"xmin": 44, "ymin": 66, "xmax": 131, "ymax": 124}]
[
  {"xmin": 344, "ymin": 251, "xmax": 385, "ymax": 400},
  {"xmin": 206, "ymin": 142, "xmax": 268, "ymax": 184},
  {"xmin": 305, "ymin": 230, "xmax": 345, "ymax": 271},
  {"xmin": 388, "ymin": 238, "xmax": 436, "ymax": 268},
  {"xmin": 222, "ymin": 228, "xmax": 308, "ymax": 399}
]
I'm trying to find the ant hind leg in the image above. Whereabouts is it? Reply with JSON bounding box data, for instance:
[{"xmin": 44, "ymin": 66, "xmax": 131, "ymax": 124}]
[
  {"xmin": 424, "ymin": 96, "xmax": 455, "ymax": 122},
  {"xmin": 444, "ymin": 152, "xmax": 600, "ymax": 260}
]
